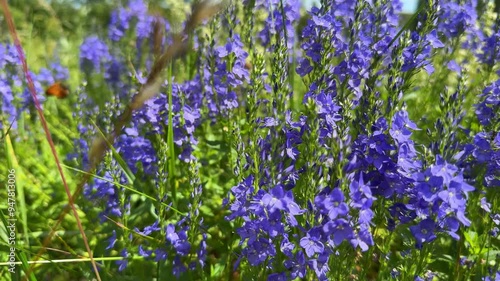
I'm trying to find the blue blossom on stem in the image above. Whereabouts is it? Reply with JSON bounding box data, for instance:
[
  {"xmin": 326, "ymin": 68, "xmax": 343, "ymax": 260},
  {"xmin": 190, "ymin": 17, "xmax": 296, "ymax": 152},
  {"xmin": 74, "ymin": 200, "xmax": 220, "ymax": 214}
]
[
  {"xmin": 108, "ymin": 8, "xmax": 131, "ymax": 41},
  {"xmin": 300, "ymin": 227, "xmax": 324, "ymax": 258}
]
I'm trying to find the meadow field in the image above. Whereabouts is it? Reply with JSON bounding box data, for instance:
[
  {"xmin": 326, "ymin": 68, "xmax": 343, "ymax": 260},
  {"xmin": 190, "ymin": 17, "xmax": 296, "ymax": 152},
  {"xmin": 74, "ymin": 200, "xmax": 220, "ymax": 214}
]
[{"xmin": 0, "ymin": 0, "xmax": 499, "ymax": 280}]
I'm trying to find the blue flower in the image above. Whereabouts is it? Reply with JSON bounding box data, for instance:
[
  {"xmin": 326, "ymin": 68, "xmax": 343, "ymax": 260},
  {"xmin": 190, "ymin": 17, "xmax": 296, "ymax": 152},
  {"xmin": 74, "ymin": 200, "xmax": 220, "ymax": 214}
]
[
  {"xmin": 308, "ymin": 252, "xmax": 330, "ymax": 281},
  {"xmin": 106, "ymin": 230, "xmax": 117, "ymax": 250},
  {"xmin": 437, "ymin": 187, "xmax": 466, "ymax": 211},
  {"xmin": 0, "ymin": 79, "xmax": 17, "ymax": 128},
  {"xmin": 430, "ymin": 155, "xmax": 458, "ymax": 185},
  {"xmin": 244, "ymin": 239, "xmax": 275, "ymax": 266},
  {"xmin": 390, "ymin": 111, "xmax": 418, "ymax": 144},
  {"xmin": 477, "ymin": 30, "xmax": 500, "ymax": 67},
  {"xmin": 438, "ymin": 1, "xmax": 478, "ymax": 39},
  {"xmin": 482, "ymin": 271, "xmax": 500, "ymax": 281},
  {"xmin": 138, "ymin": 245, "xmax": 153, "ymax": 258},
  {"xmin": 410, "ymin": 219, "xmax": 437, "ymax": 248},
  {"xmin": 349, "ymin": 173, "xmax": 374, "ymax": 209},
  {"xmin": 267, "ymin": 272, "xmax": 287, "ymax": 281},
  {"xmin": 135, "ymin": 221, "xmax": 160, "ymax": 235},
  {"xmin": 80, "ymin": 36, "xmax": 111, "ymax": 73},
  {"xmin": 116, "ymin": 249, "xmax": 129, "ymax": 271},
  {"xmin": 50, "ymin": 62, "xmax": 70, "ymax": 81},
  {"xmin": 197, "ymin": 233, "xmax": 207, "ymax": 268},
  {"xmin": 172, "ymin": 256, "xmax": 187, "ymax": 277},
  {"xmin": 389, "ymin": 203, "xmax": 415, "ymax": 224},
  {"xmin": 350, "ymin": 223, "xmax": 373, "ymax": 251},
  {"xmin": 475, "ymin": 80, "xmax": 500, "ymax": 127},
  {"xmin": 136, "ymin": 14, "xmax": 154, "ymax": 39},
  {"xmin": 0, "ymin": 43, "xmax": 20, "ymax": 67},
  {"xmin": 426, "ymin": 30, "xmax": 445, "ymax": 48},
  {"xmin": 116, "ymin": 133, "xmax": 157, "ymax": 175},
  {"xmin": 397, "ymin": 142, "xmax": 421, "ymax": 174},
  {"xmin": 416, "ymin": 175, "xmax": 443, "ymax": 202},
  {"xmin": 315, "ymin": 187, "xmax": 349, "ymax": 220},
  {"xmin": 439, "ymin": 216, "xmax": 460, "ymax": 240},
  {"xmin": 262, "ymin": 184, "xmax": 303, "ymax": 215},
  {"xmin": 323, "ymin": 218, "xmax": 353, "ymax": 246},
  {"xmin": 284, "ymin": 251, "xmax": 306, "ymax": 279},
  {"xmin": 108, "ymin": 8, "xmax": 131, "ymax": 41},
  {"xmin": 481, "ymin": 197, "xmax": 492, "ymax": 213}
]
